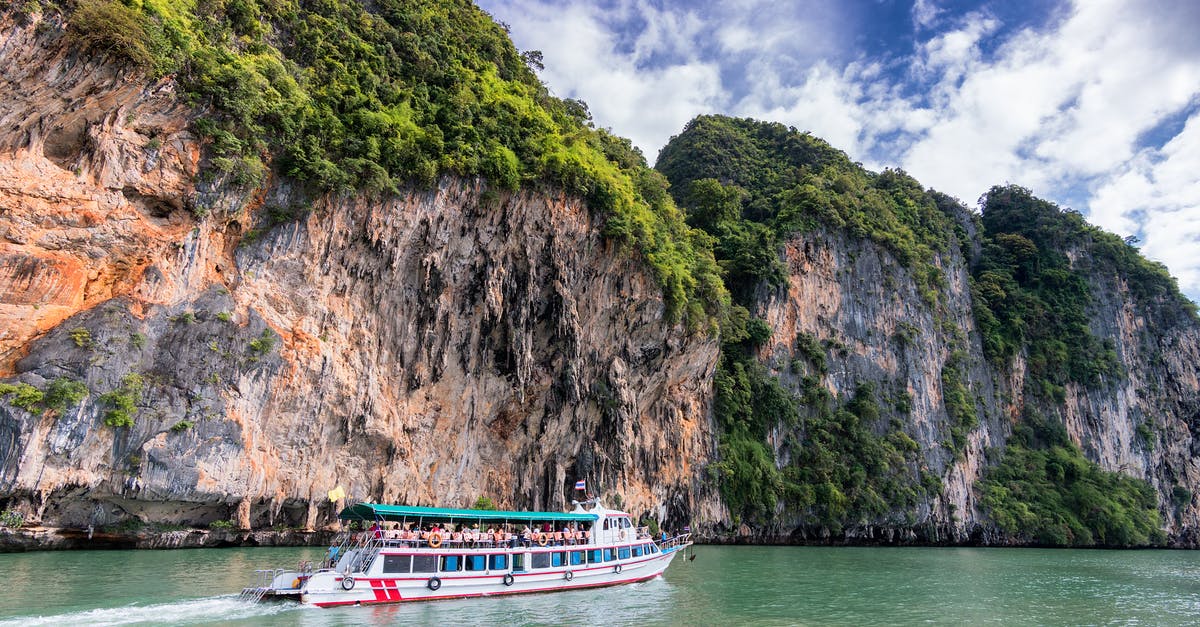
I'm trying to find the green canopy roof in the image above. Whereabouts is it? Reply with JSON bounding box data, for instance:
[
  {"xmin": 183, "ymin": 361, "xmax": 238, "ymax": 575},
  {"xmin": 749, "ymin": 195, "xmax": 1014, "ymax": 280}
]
[{"xmin": 339, "ymin": 503, "xmax": 598, "ymax": 523}]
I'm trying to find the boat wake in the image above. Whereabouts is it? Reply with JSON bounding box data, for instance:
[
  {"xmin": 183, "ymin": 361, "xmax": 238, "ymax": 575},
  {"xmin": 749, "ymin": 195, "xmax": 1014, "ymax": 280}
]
[{"xmin": 0, "ymin": 594, "xmax": 309, "ymax": 626}]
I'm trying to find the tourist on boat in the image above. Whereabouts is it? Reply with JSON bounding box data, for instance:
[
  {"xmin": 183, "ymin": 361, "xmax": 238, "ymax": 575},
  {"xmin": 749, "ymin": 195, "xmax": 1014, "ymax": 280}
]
[
  {"xmin": 370, "ymin": 522, "xmax": 383, "ymax": 539},
  {"xmin": 325, "ymin": 544, "xmax": 340, "ymax": 568},
  {"xmin": 521, "ymin": 525, "xmax": 533, "ymax": 547}
]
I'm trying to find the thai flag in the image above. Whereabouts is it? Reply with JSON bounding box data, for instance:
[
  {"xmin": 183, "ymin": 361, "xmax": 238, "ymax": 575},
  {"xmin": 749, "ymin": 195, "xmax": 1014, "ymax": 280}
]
[{"xmin": 574, "ymin": 480, "xmax": 586, "ymax": 490}]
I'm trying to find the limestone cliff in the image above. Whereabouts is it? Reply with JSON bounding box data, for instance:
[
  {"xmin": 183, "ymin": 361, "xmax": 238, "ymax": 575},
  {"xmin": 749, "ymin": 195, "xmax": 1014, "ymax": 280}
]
[
  {"xmin": 657, "ymin": 115, "xmax": 1200, "ymax": 547},
  {"xmin": 0, "ymin": 11, "xmax": 717, "ymax": 536}
]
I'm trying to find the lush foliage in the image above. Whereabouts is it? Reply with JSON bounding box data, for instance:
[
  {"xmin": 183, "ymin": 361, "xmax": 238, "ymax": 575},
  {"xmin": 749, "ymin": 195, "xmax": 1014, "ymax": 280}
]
[
  {"xmin": 971, "ymin": 185, "xmax": 1195, "ymax": 399},
  {"xmin": 0, "ymin": 378, "xmax": 88, "ymax": 415},
  {"xmin": 657, "ymin": 115, "xmax": 964, "ymax": 305},
  {"xmin": 247, "ymin": 329, "xmax": 276, "ymax": 357},
  {"xmin": 100, "ymin": 373, "xmax": 145, "ymax": 428},
  {"xmin": 51, "ymin": 0, "xmax": 726, "ymax": 326},
  {"xmin": 67, "ymin": 0, "xmax": 156, "ymax": 67},
  {"xmin": 69, "ymin": 327, "xmax": 92, "ymax": 349},
  {"xmin": 0, "ymin": 509, "xmax": 24, "ymax": 528},
  {"xmin": 43, "ymin": 378, "xmax": 89, "ymax": 414},
  {"xmin": 0, "ymin": 382, "xmax": 43, "ymax": 412},
  {"xmin": 978, "ymin": 415, "xmax": 1165, "ymax": 546},
  {"xmin": 940, "ymin": 351, "xmax": 977, "ymax": 457}
]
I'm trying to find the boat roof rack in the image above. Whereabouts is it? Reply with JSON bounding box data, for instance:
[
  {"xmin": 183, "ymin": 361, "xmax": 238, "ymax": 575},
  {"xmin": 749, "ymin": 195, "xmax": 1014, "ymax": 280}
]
[{"xmin": 339, "ymin": 503, "xmax": 600, "ymax": 523}]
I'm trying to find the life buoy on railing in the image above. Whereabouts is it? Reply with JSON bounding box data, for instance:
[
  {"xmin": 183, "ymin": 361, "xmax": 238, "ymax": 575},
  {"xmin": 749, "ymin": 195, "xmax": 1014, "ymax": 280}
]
[
  {"xmin": 503, "ymin": 573, "xmax": 514, "ymax": 586},
  {"xmin": 428, "ymin": 533, "xmax": 443, "ymax": 548},
  {"xmin": 613, "ymin": 564, "xmax": 622, "ymax": 574},
  {"xmin": 563, "ymin": 570, "xmax": 574, "ymax": 581},
  {"xmin": 341, "ymin": 577, "xmax": 356, "ymax": 591},
  {"xmin": 427, "ymin": 576, "xmax": 442, "ymax": 591},
  {"xmin": 537, "ymin": 533, "xmax": 548, "ymax": 546}
]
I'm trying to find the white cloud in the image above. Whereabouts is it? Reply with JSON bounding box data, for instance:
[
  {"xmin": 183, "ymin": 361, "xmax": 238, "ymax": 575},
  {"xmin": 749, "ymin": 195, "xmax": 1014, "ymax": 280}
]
[
  {"xmin": 478, "ymin": 0, "xmax": 1200, "ymax": 299},
  {"xmin": 487, "ymin": 0, "xmax": 725, "ymax": 154},
  {"xmin": 1090, "ymin": 113, "xmax": 1200, "ymax": 293},
  {"xmin": 912, "ymin": 0, "xmax": 943, "ymax": 30}
]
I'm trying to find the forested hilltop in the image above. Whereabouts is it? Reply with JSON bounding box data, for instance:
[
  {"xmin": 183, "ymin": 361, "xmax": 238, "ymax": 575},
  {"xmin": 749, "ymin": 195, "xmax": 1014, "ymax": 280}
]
[
  {"xmin": 1, "ymin": 2, "xmax": 1199, "ymax": 549},
  {"xmin": 657, "ymin": 115, "xmax": 1200, "ymax": 546}
]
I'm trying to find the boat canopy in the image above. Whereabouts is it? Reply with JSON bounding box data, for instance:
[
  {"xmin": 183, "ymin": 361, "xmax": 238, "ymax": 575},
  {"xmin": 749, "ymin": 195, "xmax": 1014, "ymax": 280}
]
[{"xmin": 339, "ymin": 503, "xmax": 599, "ymax": 524}]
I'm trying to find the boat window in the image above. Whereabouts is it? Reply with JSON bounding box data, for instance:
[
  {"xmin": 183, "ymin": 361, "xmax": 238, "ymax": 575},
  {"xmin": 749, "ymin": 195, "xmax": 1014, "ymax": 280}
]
[
  {"xmin": 512, "ymin": 553, "xmax": 525, "ymax": 571},
  {"xmin": 382, "ymin": 555, "xmax": 411, "ymax": 574},
  {"xmin": 618, "ymin": 547, "xmax": 630, "ymax": 559},
  {"xmin": 531, "ymin": 552, "xmax": 551, "ymax": 569},
  {"xmin": 412, "ymin": 555, "xmax": 438, "ymax": 573},
  {"xmin": 440, "ymin": 555, "xmax": 462, "ymax": 572},
  {"xmin": 569, "ymin": 551, "xmax": 583, "ymax": 565},
  {"xmin": 490, "ymin": 554, "xmax": 507, "ymax": 570},
  {"xmin": 551, "ymin": 552, "xmax": 564, "ymax": 567},
  {"xmin": 634, "ymin": 545, "xmax": 644, "ymax": 557},
  {"xmin": 466, "ymin": 555, "xmax": 487, "ymax": 571},
  {"xmin": 588, "ymin": 549, "xmax": 602, "ymax": 564},
  {"xmin": 603, "ymin": 549, "xmax": 614, "ymax": 562},
  {"xmin": 650, "ymin": 544, "xmax": 658, "ymax": 553}
]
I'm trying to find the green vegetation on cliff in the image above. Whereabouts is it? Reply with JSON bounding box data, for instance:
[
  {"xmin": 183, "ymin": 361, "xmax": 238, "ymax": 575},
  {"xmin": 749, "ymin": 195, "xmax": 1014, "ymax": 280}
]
[
  {"xmin": 657, "ymin": 115, "xmax": 964, "ymax": 304},
  {"xmin": 710, "ymin": 322, "xmax": 937, "ymax": 527},
  {"xmin": 47, "ymin": 0, "xmax": 726, "ymax": 327},
  {"xmin": 979, "ymin": 415, "xmax": 1164, "ymax": 546},
  {"xmin": 970, "ymin": 185, "xmax": 1189, "ymax": 545},
  {"xmin": 662, "ymin": 116, "xmax": 946, "ymax": 526},
  {"xmin": 972, "ymin": 185, "xmax": 1196, "ymax": 400}
]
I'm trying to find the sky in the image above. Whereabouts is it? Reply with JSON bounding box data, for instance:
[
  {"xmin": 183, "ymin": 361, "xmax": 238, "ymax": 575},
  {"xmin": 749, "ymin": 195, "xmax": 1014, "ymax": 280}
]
[{"xmin": 475, "ymin": 0, "xmax": 1200, "ymax": 301}]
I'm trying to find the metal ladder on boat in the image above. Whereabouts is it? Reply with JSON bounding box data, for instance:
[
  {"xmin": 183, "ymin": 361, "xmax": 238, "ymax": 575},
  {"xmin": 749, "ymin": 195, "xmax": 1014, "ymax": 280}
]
[{"xmin": 239, "ymin": 569, "xmax": 284, "ymax": 602}]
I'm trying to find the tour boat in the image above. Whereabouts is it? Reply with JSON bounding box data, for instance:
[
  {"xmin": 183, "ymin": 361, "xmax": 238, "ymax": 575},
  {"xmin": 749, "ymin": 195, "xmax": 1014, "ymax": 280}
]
[{"xmin": 241, "ymin": 499, "xmax": 692, "ymax": 607}]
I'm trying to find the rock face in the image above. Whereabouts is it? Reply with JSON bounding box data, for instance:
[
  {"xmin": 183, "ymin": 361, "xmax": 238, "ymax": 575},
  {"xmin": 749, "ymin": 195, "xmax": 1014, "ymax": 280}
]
[
  {"xmin": 743, "ymin": 221, "xmax": 1200, "ymax": 545},
  {"xmin": 0, "ymin": 15, "xmax": 717, "ymax": 535},
  {"xmin": 749, "ymin": 225, "xmax": 1007, "ymax": 542},
  {"xmin": 1, "ymin": 11, "xmax": 1199, "ymax": 548}
]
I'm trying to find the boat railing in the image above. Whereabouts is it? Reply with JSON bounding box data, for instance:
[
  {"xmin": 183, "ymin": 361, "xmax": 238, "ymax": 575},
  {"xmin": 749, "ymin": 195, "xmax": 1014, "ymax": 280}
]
[
  {"xmin": 657, "ymin": 533, "xmax": 692, "ymax": 552},
  {"xmin": 239, "ymin": 568, "xmax": 285, "ymax": 601},
  {"xmin": 342, "ymin": 530, "xmax": 594, "ymax": 551}
]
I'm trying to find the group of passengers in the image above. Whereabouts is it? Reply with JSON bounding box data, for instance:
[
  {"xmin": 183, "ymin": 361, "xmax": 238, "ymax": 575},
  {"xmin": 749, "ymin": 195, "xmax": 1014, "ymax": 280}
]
[{"xmin": 364, "ymin": 521, "xmax": 592, "ymax": 548}]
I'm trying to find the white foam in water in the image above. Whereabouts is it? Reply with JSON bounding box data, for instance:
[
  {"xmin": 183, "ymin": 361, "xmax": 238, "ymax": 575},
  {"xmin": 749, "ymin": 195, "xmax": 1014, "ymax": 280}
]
[{"xmin": 0, "ymin": 594, "xmax": 307, "ymax": 627}]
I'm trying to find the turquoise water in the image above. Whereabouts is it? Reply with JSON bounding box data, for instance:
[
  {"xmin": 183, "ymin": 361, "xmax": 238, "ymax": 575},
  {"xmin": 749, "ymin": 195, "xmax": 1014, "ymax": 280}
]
[{"xmin": 1, "ymin": 545, "xmax": 1198, "ymax": 625}]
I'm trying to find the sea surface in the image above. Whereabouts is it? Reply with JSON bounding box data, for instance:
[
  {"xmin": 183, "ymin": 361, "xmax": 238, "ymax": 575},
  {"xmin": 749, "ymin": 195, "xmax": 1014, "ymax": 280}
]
[{"xmin": 1, "ymin": 545, "xmax": 1198, "ymax": 625}]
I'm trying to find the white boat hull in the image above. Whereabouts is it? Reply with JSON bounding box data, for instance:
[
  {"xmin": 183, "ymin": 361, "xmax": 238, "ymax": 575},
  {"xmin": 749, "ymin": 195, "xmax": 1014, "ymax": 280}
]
[{"xmin": 301, "ymin": 546, "xmax": 682, "ymax": 607}]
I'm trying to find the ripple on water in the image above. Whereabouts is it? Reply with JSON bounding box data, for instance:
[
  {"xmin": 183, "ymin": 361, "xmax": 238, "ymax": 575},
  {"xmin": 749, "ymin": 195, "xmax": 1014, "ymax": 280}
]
[{"xmin": 2, "ymin": 546, "xmax": 1199, "ymax": 626}]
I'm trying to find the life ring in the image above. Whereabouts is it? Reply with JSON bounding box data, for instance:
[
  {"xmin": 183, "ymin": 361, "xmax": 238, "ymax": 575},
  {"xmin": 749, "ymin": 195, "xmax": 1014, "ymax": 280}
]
[
  {"xmin": 563, "ymin": 570, "xmax": 574, "ymax": 581},
  {"xmin": 427, "ymin": 576, "xmax": 442, "ymax": 591},
  {"xmin": 613, "ymin": 564, "xmax": 622, "ymax": 574},
  {"xmin": 341, "ymin": 577, "xmax": 356, "ymax": 591},
  {"xmin": 503, "ymin": 573, "xmax": 514, "ymax": 586},
  {"xmin": 428, "ymin": 533, "xmax": 443, "ymax": 548},
  {"xmin": 619, "ymin": 530, "xmax": 626, "ymax": 540},
  {"xmin": 537, "ymin": 533, "xmax": 548, "ymax": 546}
]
